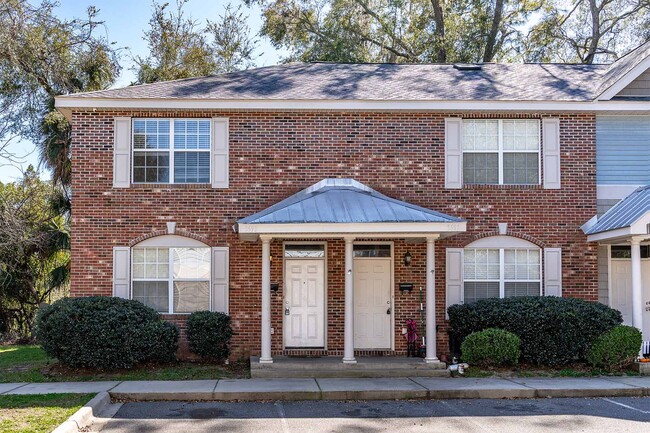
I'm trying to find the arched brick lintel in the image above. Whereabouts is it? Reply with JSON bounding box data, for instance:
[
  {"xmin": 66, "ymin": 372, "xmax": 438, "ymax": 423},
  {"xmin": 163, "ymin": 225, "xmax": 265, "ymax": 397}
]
[
  {"xmin": 465, "ymin": 230, "xmax": 546, "ymax": 248},
  {"xmin": 128, "ymin": 228, "xmax": 210, "ymax": 247}
]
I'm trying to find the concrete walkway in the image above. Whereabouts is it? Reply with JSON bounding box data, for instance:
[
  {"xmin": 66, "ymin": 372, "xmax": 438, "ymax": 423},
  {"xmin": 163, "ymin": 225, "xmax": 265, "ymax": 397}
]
[{"xmin": 3, "ymin": 376, "xmax": 650, "ymax": 401}]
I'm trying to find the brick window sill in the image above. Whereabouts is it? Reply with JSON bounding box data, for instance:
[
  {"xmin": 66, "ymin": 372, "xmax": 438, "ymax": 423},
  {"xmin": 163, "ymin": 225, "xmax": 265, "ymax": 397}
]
[
  {"xmin": 130, "ymin": 183, "xmax": 212, "ymax": 190},
  {"xmin": 462, "ymin": 184, "xmax": 544, "ymax": 190}
]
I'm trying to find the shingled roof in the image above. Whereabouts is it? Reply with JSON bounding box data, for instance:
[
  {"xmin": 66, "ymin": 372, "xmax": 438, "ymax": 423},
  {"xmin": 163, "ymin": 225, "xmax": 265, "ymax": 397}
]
[{"xmin": 60, "ymin": 62, "xmax": 610, "ymax": 102}]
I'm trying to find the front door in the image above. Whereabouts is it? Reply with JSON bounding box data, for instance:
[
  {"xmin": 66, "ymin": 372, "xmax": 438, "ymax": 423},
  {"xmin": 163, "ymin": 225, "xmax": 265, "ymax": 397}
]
[
  {"xmin": 354, "ymin": 258, "xmax": 391, "ymax": 349},
  {"xmin": 611, "ymin": 260, "xmax": 633, "ymax": 325},
  {"xmin": 284, "ymin": 259, "xmax": 325, "ymax": 348},
  {"xmin": 611, "ymin": 258, "xmax": 650, "ymax": 339}
]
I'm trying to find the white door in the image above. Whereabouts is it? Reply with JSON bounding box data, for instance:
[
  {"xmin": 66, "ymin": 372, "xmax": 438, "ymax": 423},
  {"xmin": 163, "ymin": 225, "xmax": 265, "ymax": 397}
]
[
  {"xmin": 284, "ymin": 259, "xmax": 325, "ymax": 348},
  {"xmin": 611, "ymin": 260, "xmax": 633, "ymax": 325},
  {"xmin": 354, "ymin": 258, "xmax": 391, "ymax": 349}
]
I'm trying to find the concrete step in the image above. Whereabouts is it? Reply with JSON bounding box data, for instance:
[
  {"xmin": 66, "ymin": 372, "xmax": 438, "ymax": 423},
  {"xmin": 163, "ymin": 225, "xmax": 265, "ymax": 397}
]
[{"xmin": 250, "ymin": 356, "xmax": 450, "ymax": 378}]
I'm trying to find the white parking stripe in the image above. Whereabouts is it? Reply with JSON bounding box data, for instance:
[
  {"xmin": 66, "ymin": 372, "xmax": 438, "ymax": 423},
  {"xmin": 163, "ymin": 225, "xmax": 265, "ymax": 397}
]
[
  {"xmin": 602, "ymin": 397, "xmax": 650, "ymax": 414},
  {"xmin": 275, "ymin": 401, "xmax": 290, "ymax": 433}
]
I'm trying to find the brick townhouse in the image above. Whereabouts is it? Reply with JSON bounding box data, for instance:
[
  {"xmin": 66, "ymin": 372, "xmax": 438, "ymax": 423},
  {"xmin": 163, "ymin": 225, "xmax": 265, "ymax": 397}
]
[{"xmin": 55, "ymin": 41, "xmax": 650, "ymax": 368}]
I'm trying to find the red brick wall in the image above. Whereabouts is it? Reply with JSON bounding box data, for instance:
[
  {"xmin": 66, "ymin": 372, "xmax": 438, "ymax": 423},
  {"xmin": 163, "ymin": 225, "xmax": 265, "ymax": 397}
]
[{"xmin": 69, "ymin": 110, "xmax": 597, "ymax": 360}]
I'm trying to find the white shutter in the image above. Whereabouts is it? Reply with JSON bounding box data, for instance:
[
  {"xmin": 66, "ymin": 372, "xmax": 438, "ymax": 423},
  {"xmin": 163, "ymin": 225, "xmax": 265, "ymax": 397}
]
[
  {"xmin": 211, "ymin": 118, "xmax": 229, "ymax": 188},
  {"xmin": 444, "ymin": 118, "xmax": 463, "ymax": 189},
  {"xmin": 112, "ymin": 247, "xmax": 130, "ymax": 299},
  {"xmin": 542, "ymin": 118, "xmax": 561, "ymax": 189},
  {"xmin": 544, "ymin": 248, "xmax": 562, "ymax": 297},
  {"xmin": 446, "ymin": 248, "xmax": 464, "ymax": 317},
  {"xmin": 113, "ymin": 117, "xmax": 132, "ymax": 188},
  {"xmin": 211, "ymin": 247, "xmax": 229, "ymax": 313}
]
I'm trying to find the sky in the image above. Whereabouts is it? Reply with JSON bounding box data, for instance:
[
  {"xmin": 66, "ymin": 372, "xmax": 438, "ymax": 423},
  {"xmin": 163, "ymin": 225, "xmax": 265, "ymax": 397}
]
[{"xmin": 0, "ymin": 0, "xmax": 284, "ymax": 183}]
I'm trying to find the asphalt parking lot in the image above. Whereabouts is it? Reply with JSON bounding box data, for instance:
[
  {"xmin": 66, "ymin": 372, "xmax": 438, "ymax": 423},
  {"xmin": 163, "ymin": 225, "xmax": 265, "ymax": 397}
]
[{"xmin": 97, "ymin": 396, "xmax": 650, "ymax": 433}]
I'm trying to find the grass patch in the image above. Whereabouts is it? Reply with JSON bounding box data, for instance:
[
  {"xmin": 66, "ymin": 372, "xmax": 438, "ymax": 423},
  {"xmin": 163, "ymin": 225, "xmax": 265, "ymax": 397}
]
[
  {"xmin": 0, "ymin": 345, "xmax": 249, "ymax": 383},
  {"xmin": 461, "ymin": 363, "xmax": 640, "ymax": 378},
  {"xmin": 0, "ymin": 393, "xmax": 93, "ymax": 433}
]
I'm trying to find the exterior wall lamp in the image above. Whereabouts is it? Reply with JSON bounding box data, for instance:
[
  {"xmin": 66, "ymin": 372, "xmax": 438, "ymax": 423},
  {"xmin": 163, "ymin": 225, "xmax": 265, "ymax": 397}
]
[{"xmin": 403, "ymin": 251, "xmax": 412, "ymax": 266}]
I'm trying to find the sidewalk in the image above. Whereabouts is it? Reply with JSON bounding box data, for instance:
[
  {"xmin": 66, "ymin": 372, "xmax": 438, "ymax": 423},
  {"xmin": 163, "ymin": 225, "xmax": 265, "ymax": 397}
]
[{"xmin": 3, "ymin": 376, "xmax": 650, "ymax": 400}]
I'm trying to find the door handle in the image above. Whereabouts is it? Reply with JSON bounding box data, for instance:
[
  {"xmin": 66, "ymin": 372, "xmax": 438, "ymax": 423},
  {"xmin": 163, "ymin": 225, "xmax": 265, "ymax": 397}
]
[{"xmin": 386, "ymin": 308, "xmax": 391, "ymax": 315}]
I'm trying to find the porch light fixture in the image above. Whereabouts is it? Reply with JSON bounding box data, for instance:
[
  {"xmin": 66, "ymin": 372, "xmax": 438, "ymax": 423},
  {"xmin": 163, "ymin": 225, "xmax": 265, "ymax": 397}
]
[
  {"xmin": 270, "ymin": 283, "xmax": 279, "ymax": 293},
  {"xmin": 403, "ymin": 251, "xmax": 412, "ymax": 266}
]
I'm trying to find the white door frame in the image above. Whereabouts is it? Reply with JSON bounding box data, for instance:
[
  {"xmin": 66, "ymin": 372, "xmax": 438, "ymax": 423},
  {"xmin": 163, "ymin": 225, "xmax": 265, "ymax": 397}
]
[
  {"xmin": 282, "ymin": 241, "xmax": 328, "ymax": 350},
  {"xmin": 352, "ymin": 241, "xmax": 394, "ymax": 351}
]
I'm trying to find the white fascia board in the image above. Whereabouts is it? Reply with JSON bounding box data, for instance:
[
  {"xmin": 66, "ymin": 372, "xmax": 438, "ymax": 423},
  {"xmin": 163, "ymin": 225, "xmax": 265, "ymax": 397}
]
[
  {"xmin": 597, "ymin": 56, "xmax": 650, "ymax": 100},
  {"xmin": 597, "ymin": 184, "xmax": 645, "ymax": 201},
  {"xmin": 54, "ymin": 97, "xmax": 650, "ymax": 113},
  {"xmin": 587, "ymin": 227, "xmax": 633, "ymax": 243},
  {"xmin": 237, "ymin": 221, "xmax": 467, "ymax": 236}
]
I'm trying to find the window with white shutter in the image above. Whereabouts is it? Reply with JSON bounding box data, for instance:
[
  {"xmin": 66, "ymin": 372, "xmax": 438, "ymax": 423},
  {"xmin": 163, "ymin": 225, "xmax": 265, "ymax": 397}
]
[{"xmin": 129, "ymin": 118, "xmax": 227, "ymax": 186}]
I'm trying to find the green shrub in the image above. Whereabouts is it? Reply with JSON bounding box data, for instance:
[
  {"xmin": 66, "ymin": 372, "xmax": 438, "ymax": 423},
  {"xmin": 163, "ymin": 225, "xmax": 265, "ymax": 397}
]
[
  {"xmin": 186, "ymin": 311, "xmax": 233, "ymax": 360},
  {"xmin": 448, "ymin": 296, "xmax": 622, "ymax": 366},
  {"xmin": 35, "ymin": 296, "xmax": 179, "ymax": 368},
  {"xmin": 461, "ymin": 328, "xmax": 521, "ymax": 366},
  {"xmin": 587, "ymin": 325, "xmax": 642, "ymax": 371}
]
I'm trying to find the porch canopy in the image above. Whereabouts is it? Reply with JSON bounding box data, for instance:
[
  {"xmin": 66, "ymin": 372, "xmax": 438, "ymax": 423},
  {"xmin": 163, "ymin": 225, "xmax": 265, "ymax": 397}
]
[
  {"xmin": 236, "ymin": 178, "xmax": 466, "ymax": 365},
  {"xmin": 584, "ymin": 185, "xmax": 650, "ymax": 335}
]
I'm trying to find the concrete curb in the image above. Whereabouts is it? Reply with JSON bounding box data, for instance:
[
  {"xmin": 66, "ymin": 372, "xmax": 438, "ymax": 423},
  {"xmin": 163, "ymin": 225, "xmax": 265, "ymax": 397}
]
[
  {"xmin": 51, "ymin": 392, "xmax": 115, "ymax": 433},
  {"xmin": 106, "ymin": 377, "xmax": 650, "ymax": 402}
]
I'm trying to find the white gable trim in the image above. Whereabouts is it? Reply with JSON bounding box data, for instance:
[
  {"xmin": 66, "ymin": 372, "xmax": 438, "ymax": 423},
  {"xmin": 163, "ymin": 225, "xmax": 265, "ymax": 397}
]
[
  {"xmin": 597, "ymin": 56, "xmax": 650, "ymax": 100},
  {"xmin": 237, "ymin": 221, "xmax": 466, "ymax": 241},
  {"xmin": 55, "ymin": 97, "xmax": 650, "ymax": 117}
]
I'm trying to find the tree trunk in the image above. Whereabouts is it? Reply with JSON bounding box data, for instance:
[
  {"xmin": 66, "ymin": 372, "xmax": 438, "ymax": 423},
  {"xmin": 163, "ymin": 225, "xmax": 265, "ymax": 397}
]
[
  {"xmin": 483, "ymin": 0, "xmax": 504, "ymax": 62},
  {"xmin": 430, "ymin": 0, "xmax": 446, "ymax": 62}
]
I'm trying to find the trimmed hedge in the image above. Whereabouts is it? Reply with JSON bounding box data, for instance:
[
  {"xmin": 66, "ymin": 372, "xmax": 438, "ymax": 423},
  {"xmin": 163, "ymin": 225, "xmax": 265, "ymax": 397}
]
[
  {"xmin": 461, "ymin": 328, "xmax": 521, "ymax": 366},
  {"xmin": 448, "ymin": 296, "xmax": 622, "ymax": 366},
  {"xmin": 36, "ymin": 297, "xmax": 178, "ymax": 369},
  {"xmin": 587, "ymin": 325, "xmax": 642, "ymax": 371},
  {"xmin": 186, "ymin": 311, "xmax": 233, "ymax": 360}
]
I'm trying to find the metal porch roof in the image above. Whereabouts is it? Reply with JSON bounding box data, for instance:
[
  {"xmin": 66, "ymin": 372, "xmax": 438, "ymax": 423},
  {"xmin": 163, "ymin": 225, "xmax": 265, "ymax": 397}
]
[
  {"xmin": 586, "ymin": 185, "xmax": 650, "ymax": 235},
  {"xmin": 237, "ymin": 179, "xmax": 464, "ymax": 225}
]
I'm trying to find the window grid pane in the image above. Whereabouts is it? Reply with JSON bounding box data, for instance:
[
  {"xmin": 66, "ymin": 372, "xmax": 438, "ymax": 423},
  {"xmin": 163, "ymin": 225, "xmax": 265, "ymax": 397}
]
[
  {"xmin": 464, "ymin": 248, "xmax": 500, "ymax": 280},
  {"xmin": 174, "ymin": 152, "xmax": 210, "ymax": 183},
  {"xmin": 504, "ymin": 282, "xmax": 541, "ymax": 298},
  {"xmin": 132, "ymin": 248, "xmax": 169, "ymax": 279},
  {"xmin": 463, "ymin": 153, "xmax": 499, "ymax": 185},
  {"xmin": 464, "ymin": 281, "xmax": 500, "ymax": 304},
  {"xmin": 133, "ymin": 151, "xmax": 170, "ymax": 183},
  {"xmin": 502, "ymin": 120, "xmax": 540, "ymax": 151},
  {"xmin": 133, "ymin": 281, "xmax": 169, "ymax": 313},
  {"xmin": 173, "ymin": 248, "xmax": 211, "ymax": 279},
  {"xmin": 462, "ymin": 120, "xmax": 499, "ymax": 151},
  {"xmin": 503, "ymin": 153, "xmax": 538, "ymax": 185},
  {"xmin": 173, "ymin": 281, "xmax": 210, "ymax": 313}
]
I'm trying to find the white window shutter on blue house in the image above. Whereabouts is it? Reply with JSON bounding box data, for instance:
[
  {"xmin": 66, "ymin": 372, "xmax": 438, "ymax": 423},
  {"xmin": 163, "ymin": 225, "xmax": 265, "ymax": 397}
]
[
  {"xmin": 542, "ymin": 118, "xmax": 561, "ymax": 189},
  {"xmin": 444, "ymin": 118, "xmax": 463, "ymax": 189},
  {"xmin": 112, "ymin": 247, "xmax": 130, "ymax": 299},
  {"xmin": 446, "ymin": 248, "xmax": 464, "ymax": 316},
  {"xmin": 211, "ymin": 247, "xmax": 229, "ymax": 313},
  {"xmin": 544, "ymin": 248, "xmax": 562, "ymax": 296},
  {"xmin": 211, "ymin": 118, "xmax": 229, "ymax": 188},
  {"xmin": 113, "ymin": 117, "xmax": 131, "ymax": 188}
]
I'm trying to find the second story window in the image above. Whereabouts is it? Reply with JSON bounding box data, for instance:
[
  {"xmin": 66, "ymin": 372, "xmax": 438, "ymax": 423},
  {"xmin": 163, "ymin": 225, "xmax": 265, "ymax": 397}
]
[
  {"xmin": 463, "ymin": 119, "xmax": 540, "ymax": 185},
  {"xmin": 133, "ymin": 119, "xmax": 211, "ymax": 184}
]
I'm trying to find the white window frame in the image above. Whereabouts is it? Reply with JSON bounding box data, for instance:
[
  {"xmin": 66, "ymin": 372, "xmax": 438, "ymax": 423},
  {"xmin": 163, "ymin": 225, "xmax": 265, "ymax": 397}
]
[
  {"xmin": 464, "ymin": 247, "xmax": 542, "ymax": 299},
  {"xmin": 131, "ymin": 118, "xmax": 212, "ymax": 184},
  {"xmin": 131, "ymin": 246, "xmax": 212, "ymax": 314},
  {"xmin": 462, "ymin": 119, "xmax": 542, "ymax": 185}
]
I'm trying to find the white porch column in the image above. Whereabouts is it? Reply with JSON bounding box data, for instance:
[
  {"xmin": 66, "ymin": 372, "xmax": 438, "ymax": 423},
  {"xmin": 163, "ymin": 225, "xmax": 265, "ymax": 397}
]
[
  {"xmin": 260, "ymin": 236, "xmax": 273, "ymax": 364},
  {"xmin": 631, "ymin": 237, "xmax": 644, "ymax": 334},
  {"xmin": 343, "ymin": 237, "xmax": 356, "ymax": 364},
  {"xmin": 425, "ymin": 236, "xmax": 439, "ymax": 363}
]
